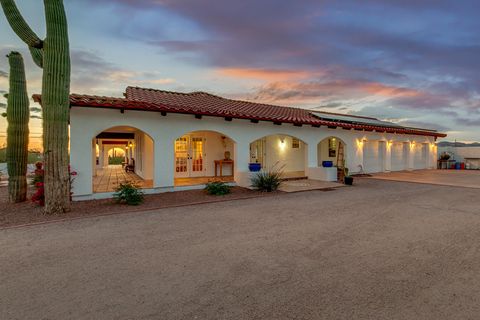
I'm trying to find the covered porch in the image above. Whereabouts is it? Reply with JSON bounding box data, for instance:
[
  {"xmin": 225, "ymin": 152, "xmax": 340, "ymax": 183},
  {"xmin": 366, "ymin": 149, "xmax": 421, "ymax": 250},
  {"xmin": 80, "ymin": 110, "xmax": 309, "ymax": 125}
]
[
  {"xmin": 93, "ymin": 165, "xmax": 153, "ymax": 193},
  {"xmin": 92, "ymin": 126, "xmax": 154, "ymax": 193},
  {"xmin": 249, "ymin": 134, "xmax": 307, "ymax": 179}
]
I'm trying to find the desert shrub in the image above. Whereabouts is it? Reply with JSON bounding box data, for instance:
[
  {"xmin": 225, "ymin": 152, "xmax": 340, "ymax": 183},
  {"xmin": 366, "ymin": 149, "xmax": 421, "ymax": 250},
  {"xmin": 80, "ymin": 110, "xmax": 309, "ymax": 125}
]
[
  {"xmin": 250, "ymin": 164, "xmax": 284, "ymax": 192},
  {"xmin": 113, "ymin": 182, "xmax": 144, "ymax": 205},
  {"xmin": 205, "ymin": 181, "xmax": 231, "ymax": 195}
]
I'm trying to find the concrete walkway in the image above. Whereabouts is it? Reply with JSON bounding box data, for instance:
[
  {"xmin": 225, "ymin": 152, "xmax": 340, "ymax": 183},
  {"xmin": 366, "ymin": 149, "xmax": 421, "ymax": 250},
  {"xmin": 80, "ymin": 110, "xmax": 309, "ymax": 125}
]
[
  {"xmin": 2, "ymin": 179, "xmax": 480, "ymax": 319},
  {"xmin": 368, "ymin": 169, "xmax": 480, "ymax": 188},
  {"xmin": 279, "ymin": 179, "xmax": 344, "ymax": 192}
]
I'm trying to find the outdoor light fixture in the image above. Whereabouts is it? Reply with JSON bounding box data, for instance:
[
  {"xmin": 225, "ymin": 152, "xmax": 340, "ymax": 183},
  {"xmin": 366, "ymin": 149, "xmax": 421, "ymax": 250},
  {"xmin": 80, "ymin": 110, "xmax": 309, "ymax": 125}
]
[{"xmin": 278, "ymin": 136, "xmax": 286, "ymax": 150}]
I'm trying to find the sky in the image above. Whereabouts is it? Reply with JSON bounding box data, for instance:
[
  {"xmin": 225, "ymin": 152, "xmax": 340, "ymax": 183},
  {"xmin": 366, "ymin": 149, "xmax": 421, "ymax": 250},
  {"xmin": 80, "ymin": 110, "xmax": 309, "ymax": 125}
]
[{"xmin": 1, "ymin": 0, "xmax": 480, "ymax": 149}]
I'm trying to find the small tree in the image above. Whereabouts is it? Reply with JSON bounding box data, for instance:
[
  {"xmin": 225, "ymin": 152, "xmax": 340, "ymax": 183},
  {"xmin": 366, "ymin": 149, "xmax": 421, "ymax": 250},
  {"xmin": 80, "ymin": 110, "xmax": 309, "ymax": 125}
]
[
  {"xmin": 1, "ymin": 0, "xmax": 71, "ymax": 214},
  {"xmin": 6, "ymin": 51, "xmax": 29, "ymax": 202}
]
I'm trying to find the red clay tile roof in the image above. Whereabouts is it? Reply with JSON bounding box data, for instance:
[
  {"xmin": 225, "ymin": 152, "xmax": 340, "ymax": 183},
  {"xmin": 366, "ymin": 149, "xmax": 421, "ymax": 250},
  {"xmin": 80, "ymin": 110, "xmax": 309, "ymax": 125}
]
[{"xmin": 32, "ymin": 87, "xmax": 446, "ymax": 138}]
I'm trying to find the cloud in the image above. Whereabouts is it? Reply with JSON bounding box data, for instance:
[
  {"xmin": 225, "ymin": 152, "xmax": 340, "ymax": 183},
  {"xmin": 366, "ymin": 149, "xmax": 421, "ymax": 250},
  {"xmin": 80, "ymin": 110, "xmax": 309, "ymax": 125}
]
[
  {"xmin": 69, "ymin": 50, "xmax": 176, "ymax": 95},
  {"xmin": 216, "ymin": 68, "xmax": 313, "ymax": 81},
  {"xmin": 455, "ymin": 117, "xmax": 480, "ymax": 127},
  {"xmin": 0, "ymin": 102, "xmax": 6, "ymax": 109},
  {"xmin": 247, "ymin": 79, "xmax": 422, "ymax": 106},
  {"xmin": 30, "ymin": 107, "xmax": 42, "ymax": 113},
  {"xmin": 0, "ymin": 70, "xmax": 7, "ymax": 78},
  {"xmin": 30, "ymin": 114, "xmax": 42, "ymax": 120}
]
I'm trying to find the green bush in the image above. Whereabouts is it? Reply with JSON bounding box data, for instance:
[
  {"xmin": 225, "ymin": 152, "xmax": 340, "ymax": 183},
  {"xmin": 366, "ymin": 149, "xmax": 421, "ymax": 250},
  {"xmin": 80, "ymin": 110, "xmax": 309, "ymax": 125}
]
[
  {"xmin": 205, "ymin": 181, "xmax": 231, "ymax": 195},
  {"xmin": 251, "ymin": 164, "xmax": 284, "ymax": 192},
  {"xmin": 113, "ymin": 182, "xmax": 144, "ymax": 205},
  {"xmin": 109, "ymin": 156, "xmax": 125, "ymax": 165}
]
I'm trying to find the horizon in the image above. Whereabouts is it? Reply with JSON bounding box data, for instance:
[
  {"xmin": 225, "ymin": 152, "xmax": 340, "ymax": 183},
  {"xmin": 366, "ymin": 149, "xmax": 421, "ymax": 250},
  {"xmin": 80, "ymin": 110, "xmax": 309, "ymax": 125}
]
[{"xmin": 2, "ymin": 1, "xmax": 480, "ymax": 149}]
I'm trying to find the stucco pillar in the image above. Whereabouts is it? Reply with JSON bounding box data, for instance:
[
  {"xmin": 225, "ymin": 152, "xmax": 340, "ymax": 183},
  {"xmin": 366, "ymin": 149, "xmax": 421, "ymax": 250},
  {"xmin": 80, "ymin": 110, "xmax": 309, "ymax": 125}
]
[
  {"xmin": 234, "ymin": 140, "xmax": 251, "ymax": 187},
  {"xmin": 352, "ymin": 139, "xmax": 364, "ymax": 174},
  {"xmin": 430, "ymin": 144, "xmax": 437, "ymax": 169},
  {"xmin": 154, "ymin": 138, "xmax": 174, "ymax": 188},
  {"xmin": 407, "ymin": 142, "xmax": 414, "ymax": 170},
  {"xmin": 385, "ymin": 141, "xmax": 392, "ymax": 172},
  {"xmin": 304, "ymin": 138, "xmax": 326, "ymax": 181},
  {"xmin": 92, "ymin": 140, "xmax": 97, "ymax": 177},
  {"xmin": 306, "ymin": 140, "xmax": 317, "ymax": 168},
  {"xmin": 70, "ymin": 129, "xmax": 93, "ymax": 197}
]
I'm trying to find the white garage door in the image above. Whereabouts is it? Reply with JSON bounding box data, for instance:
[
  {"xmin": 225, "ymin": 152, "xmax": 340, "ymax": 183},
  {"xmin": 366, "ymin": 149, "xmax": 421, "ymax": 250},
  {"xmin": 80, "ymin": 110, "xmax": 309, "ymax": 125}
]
[
  {"xmin": 391, "ymin": 142, "xmax": 407, "ymax": 171},
  {"xmin": 413, "ymin": 143, "xmax": 427, "ymax": 169},
  {"xmin": 363, "ymin": 141, "xmax": 385, "ymax": 173}
]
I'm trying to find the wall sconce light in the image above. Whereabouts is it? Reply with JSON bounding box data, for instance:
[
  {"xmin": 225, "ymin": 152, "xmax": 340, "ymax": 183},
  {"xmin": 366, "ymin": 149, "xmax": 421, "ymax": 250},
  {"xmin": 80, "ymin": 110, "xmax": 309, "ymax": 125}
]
[{"xmin": 279, "ymin": 136, "xmax": 286, "ymax": 150}]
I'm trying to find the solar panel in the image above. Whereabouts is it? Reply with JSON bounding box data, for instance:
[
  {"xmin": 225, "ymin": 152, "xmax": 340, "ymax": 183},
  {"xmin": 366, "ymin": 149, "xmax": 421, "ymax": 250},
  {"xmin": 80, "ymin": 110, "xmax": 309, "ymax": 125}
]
[{"xmin": 310, "ymin": 111, "xmax": 405, "ymax": 128}]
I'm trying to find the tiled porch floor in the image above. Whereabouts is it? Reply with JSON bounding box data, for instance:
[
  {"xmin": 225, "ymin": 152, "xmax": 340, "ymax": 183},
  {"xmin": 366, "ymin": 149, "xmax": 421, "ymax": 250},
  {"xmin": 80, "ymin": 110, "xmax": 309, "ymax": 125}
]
[{"xmin": 93, "ymin": 165, "xmax": 153, "ymax": 193}]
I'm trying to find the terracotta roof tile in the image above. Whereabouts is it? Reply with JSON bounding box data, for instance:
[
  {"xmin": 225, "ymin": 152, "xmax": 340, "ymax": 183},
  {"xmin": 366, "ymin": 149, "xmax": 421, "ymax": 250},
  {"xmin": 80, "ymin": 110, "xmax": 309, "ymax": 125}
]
[{"xmin": 31, "ymin": 87, "xmax": 447, "ymax": 138}]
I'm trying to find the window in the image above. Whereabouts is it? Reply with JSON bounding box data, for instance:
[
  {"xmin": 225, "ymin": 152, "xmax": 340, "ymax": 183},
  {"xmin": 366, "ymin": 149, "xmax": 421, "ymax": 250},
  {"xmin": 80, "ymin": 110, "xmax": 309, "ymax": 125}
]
[
  {"xmin": 328, "ymin": 138, "xmax": 337, "ymax": 157},
  {"xmin": 292, "ymin": 138, "xmax": 300, "ymax": 149}
]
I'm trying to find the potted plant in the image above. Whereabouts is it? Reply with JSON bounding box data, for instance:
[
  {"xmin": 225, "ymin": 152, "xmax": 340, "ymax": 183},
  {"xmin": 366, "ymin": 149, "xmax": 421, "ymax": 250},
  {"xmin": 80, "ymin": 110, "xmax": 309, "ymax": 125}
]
[
  {"xmin": 344, "ymin": 167, "xmax": 353, "ymax": 185},
  {"xmin": 248, "ymin": 162, "xmax": 262, "ymax": 172},
  {"xmin": 439, "ymin": 152, "xmax": 451, "ymax": 161}
]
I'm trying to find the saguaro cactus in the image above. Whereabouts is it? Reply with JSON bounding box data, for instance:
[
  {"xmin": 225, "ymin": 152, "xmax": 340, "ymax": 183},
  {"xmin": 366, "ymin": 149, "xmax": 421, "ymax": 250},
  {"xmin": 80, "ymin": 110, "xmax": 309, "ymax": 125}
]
[
  {"xmin": 1, "ymin": 0, "xmax": 71, "ymax": 214},
  {"xmin": 6, "ymin": 51, "xmax": 29, "ymax": 203}
]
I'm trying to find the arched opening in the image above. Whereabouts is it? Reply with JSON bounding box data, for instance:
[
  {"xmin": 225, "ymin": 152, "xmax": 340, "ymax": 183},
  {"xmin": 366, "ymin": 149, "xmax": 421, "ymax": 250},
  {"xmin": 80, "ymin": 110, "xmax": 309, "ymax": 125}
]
[
  {"xmin": 317, "ymin": 136, "xmax": 347, "ymax": 181},
  {"xmin": 250, "ymin": 134, "xmax": 307, "ymax": 179},
  {"xmin": 107, "ymin": 147, "xmax": 126, "ymax": 165},
  {"xmin": 92, "ymin": 126, "xmax": 154, "ymax": 193},
  {"xmin": 173, "ymin": 130, "xmax": 236, "ymax": 186}
]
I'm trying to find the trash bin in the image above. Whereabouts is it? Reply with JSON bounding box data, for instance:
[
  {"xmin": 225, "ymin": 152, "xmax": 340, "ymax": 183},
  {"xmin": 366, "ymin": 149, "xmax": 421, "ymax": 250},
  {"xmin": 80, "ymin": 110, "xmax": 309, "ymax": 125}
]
[
  {"xmin": 455, "ymin": 162, "xmax": 461, "ymax": 170},
  {"xmin": 460, "ymin": 162, "xmax": 465, "ymax": 170}
]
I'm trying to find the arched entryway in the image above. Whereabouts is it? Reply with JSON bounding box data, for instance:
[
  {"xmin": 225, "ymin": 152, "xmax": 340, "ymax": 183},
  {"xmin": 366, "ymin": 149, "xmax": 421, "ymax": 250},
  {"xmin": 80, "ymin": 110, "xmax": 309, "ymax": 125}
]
[
  {"xmin": 250, "ymin": 134, "xmax": 307, "ymax": 179},
  {"xmin": 173, "ymin": 130, "xmax": 236, "ymax": 186},
  {"xmin": 92, "ymin": 126, "xmax": 154, "ymax": 193},
  {"xmin": 317, "ymin": 136, "xmax": 347, "ymax": 181}
]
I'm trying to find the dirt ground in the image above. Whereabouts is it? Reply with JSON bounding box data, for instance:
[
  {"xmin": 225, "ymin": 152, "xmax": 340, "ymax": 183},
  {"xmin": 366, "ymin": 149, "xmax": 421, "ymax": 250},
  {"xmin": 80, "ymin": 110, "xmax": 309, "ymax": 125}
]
[
  {"xmin": 369, "ymin": 169, "xmax": 480, "ymax": 188},
  {"xmin": 0, "ymin": 186, "xmax": 276, "ymax": 228},
  {"xmin": 1, "ymin": 178, "xmax": 480, "ymax": 319}
]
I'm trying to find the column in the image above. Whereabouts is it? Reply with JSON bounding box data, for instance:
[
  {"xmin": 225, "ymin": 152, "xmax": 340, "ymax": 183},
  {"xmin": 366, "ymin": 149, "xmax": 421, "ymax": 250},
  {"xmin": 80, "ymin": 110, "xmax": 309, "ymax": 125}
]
[
  {"xmin": 234, "ymin": 140, "xmax": 251, "ymax": 187},
  {"xmin": 154, "ymin": 138, "xmax": 174, "ymax": 188}
]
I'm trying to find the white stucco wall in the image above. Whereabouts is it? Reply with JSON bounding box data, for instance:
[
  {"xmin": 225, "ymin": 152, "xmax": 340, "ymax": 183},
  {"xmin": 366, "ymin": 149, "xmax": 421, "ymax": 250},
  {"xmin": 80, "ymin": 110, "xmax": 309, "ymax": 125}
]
[
  {"xmin": 70, "ymin": 107, "xmax": 437, "ymax": 199},
  {"xmin": 262, "ymin": 135, "xmax": 306, "ymax": 172}
]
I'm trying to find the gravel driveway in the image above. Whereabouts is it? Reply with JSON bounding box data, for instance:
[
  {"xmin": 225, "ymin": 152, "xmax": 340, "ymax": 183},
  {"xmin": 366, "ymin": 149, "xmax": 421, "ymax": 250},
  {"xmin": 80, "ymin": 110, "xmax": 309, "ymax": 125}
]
[{"xmin": 1, "ymin": 178, "xmax": 480, "ymax": 320}]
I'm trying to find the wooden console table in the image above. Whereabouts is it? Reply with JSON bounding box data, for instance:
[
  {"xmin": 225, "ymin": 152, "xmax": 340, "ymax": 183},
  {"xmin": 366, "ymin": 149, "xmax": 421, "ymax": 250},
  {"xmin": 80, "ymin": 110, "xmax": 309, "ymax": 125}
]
[{"xmin": 214, "ymin": 159, "xmax": 234, "ymax": 177}]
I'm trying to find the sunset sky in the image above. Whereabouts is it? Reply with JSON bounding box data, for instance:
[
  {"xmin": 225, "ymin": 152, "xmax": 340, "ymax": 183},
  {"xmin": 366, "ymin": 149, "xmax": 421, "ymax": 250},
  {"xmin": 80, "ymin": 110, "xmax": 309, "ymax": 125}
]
[{"xmin": 1, "ymin": 0, "xmax": 480, "ymax": 148}]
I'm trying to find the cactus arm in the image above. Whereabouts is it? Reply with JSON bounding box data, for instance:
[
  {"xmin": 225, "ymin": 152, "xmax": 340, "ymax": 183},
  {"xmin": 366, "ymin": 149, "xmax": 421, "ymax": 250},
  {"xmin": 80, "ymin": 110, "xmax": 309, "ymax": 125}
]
[
  {"xmin": 0, "ymin": 0, "xmax": 43, "ymax": 48},
  {"xmin": 29, "ymin": 46, "xmax": 43, "ymax": 68},
  {"xmin": 6, "ymin": 51, "xmax": 29, "ymax": 202}
]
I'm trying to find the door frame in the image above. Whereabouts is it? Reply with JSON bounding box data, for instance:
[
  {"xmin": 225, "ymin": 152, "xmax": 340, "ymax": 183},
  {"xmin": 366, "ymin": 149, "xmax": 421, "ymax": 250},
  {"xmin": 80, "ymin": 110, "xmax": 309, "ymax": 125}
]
[{"xmin": 174, "ymin": 134, "xmax": 207, "ymax": 178}]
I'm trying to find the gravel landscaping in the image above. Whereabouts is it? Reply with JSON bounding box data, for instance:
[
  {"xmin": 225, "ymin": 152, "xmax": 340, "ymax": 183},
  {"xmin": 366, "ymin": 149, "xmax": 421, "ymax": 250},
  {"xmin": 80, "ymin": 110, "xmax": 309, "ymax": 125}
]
[{"xmin": 0, "ymin": 185, "xmax": 278, "ymax": 228}]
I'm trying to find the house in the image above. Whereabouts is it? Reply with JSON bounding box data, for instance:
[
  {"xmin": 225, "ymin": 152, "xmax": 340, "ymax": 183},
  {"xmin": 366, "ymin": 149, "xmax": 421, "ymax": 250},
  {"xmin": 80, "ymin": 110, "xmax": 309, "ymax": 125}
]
[
  {"xmin": 34, "ymin": 86, "xmax": 446, "ymax": 200},
  {"xmin": 437, "ymin": 142, "xmax": 480, "ymax": 169}
]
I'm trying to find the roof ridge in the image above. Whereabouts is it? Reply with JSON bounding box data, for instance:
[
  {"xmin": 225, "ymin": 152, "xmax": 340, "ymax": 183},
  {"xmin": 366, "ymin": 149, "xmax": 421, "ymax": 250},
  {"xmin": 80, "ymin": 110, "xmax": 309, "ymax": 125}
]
[{"xmin": 126, "ymin": 86, "xmax": 309, "ymax": 114}]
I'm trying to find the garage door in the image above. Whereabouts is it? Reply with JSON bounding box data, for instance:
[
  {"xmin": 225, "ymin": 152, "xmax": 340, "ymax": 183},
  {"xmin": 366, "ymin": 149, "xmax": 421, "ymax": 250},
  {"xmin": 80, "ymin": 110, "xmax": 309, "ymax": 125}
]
[
  {"xmin": 413, "ymin": 143, "xmax": 427, "ymax": 169},
  {"xmin": 391, "ymin": 142, "xmax": 407, "ymax": 171},
  {"xmin": 363, "ymin": 141, "xmax": 385, "ymax": 173}
]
